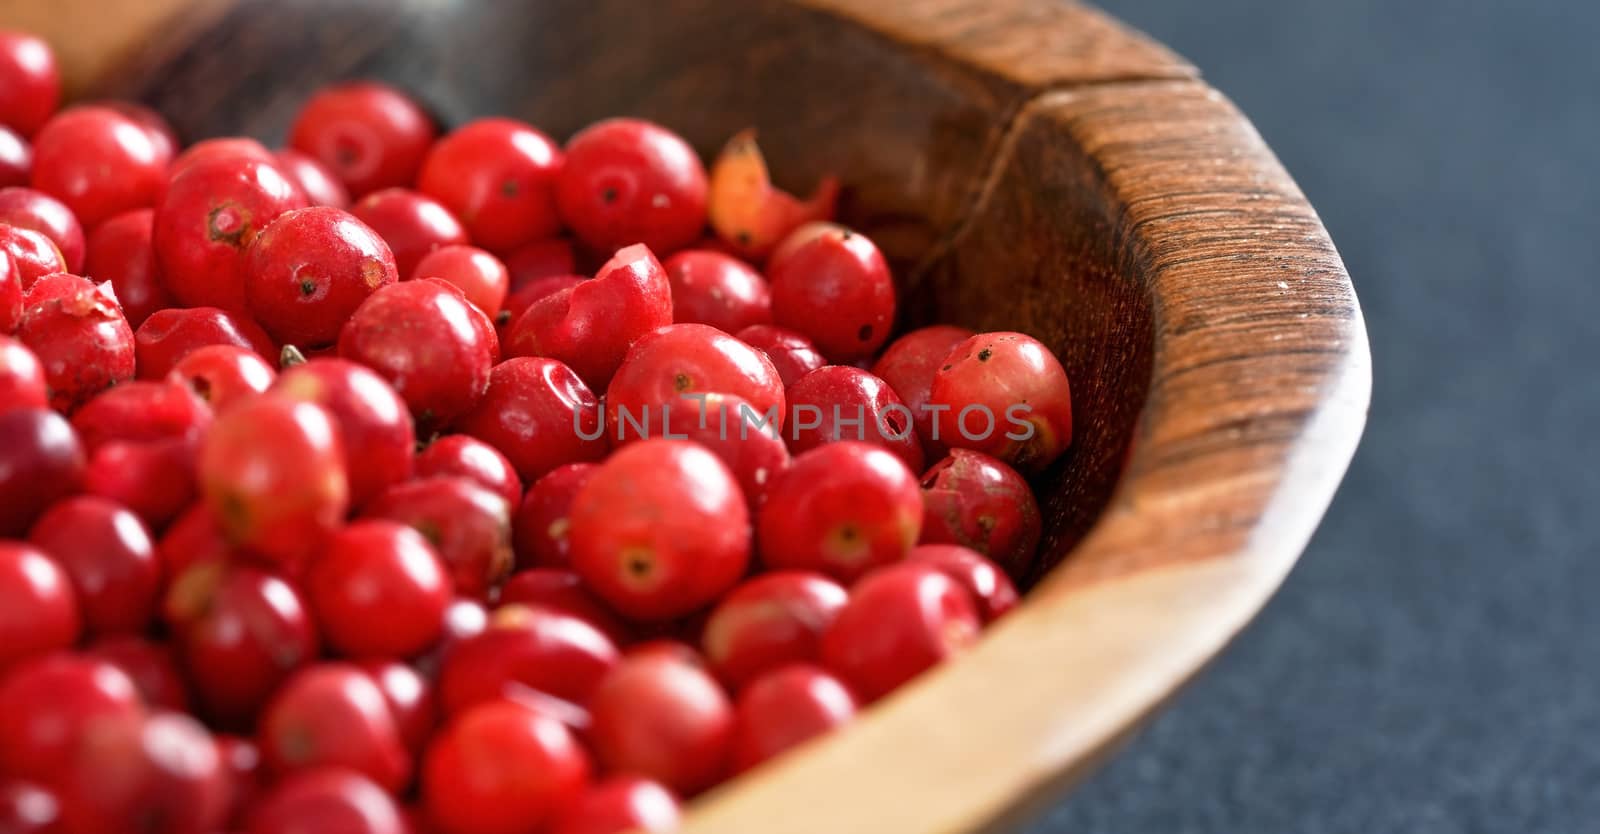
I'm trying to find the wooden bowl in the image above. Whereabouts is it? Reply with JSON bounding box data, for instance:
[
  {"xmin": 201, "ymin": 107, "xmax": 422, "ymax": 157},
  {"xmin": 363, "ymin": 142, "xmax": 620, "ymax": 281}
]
[{"xmin": 15, "ymin": 0, "xmax": 1371, "ymax": 830}]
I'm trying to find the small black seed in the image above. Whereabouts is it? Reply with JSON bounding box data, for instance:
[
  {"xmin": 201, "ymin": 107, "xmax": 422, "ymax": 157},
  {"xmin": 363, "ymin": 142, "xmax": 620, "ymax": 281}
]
[{"xmin": 977, "ymin": 348, "xmax": 992, "ymax": 362}]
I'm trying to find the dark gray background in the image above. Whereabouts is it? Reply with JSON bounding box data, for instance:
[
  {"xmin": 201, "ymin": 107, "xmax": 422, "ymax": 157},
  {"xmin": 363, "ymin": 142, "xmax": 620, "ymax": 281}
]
[{"xmin": 1027, "ymin": 1, "xmax": 1600, "ymax": 832}]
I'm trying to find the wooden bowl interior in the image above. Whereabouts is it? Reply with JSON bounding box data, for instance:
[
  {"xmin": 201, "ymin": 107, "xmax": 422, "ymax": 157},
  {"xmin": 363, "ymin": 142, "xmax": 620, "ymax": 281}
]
[{"xmin": 104, "ymin": 0, "xmax": 1152, "ymax": 582}]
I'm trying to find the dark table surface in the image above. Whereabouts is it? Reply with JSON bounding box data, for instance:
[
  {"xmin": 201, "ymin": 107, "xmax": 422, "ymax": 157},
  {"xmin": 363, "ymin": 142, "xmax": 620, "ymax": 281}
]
[{"xmin": 1026, "ymin": 1, "xmax": 1600, "ymax": 832}]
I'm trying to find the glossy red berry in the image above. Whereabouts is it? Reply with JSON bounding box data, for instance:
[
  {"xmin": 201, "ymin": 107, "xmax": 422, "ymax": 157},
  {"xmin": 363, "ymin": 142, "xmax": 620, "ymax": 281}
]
[
  {"xmin": 81, "ymin": 437, "xmax": 198, "ymax": 530},
  {"xmin": 30, "ymin": 106, "xmax": 167, "ymax": 227},
  {"xmin": 412, "ymin": 244, "xmax": 509, "ymax": 316},
  {"xmin": 929, "ymin": 331, "xmax": 1074, "ymax": 472},
  {"xmin": 338, "ymin": 277, "xmax": 497, "ymax": 429},
  {"xmin": 164, "ymin": 564, "xmax": 319, "ymax": 727},
  {"xmin": 0, "ymin": 653, "xmax": 141, "ymax": 783},
  {"xmin": 0, "ymin": 31, "xmax": 59, "ymax": 138},
  {"xmin": 258, "ymin": 663, "xmax": 411, "ymax": 793},
  {"xmin": 511, "ymin": 461, "xmax": 594, "ymax": 571},
  {"xmin": 437, "ymin": 603, "xmax": 619, "ymax": 715},
  {"xmin": 198, "ymin": 396, "xmax": 349, "ymax": 568},
  {"xmin": 169, "ymin": 137, "xmax": 274, "ymax": 175},
  {"xmin": 570, "ymin": 440, "xmax": 750, "ymax": 622},
  {"xmin": 134, "ymin": 305, "xmax": 275, "ymax": 380},
  {"xmin": 84, "ymin": 208, "xmax": 169, "ymax": 328},
  {"xmin": 558, "ymin": 118, "xmax": 707, "ymax": 255},
  {"xmin": 364, "ymin": 476, "xmax": 513, "ymax": 598},
  {"xmin": 307, "ymin": 521, "xmax": 451, "ymax": 659},
  {"xmin": 90, "ymin": 101, "xmax": 178, "ymax": 164},
  {"xmin": 350, "ymin": 188, "xmax": 469, "ymax": 280},
  {"xmin": 419, "ymin": 118, "xmax": 563, "ymax": 252},
  {"xmin": 422, "ymin": 699, "xmax": 590, "ymax": 834},
  {"xmin": 86, "ymin": 635, "xmax": 191, "ymax": 711},
  {"xmin": 769, "ymin": 226, "xmax": 895, "ymax": 362},
  {"xmin": 504, "ymin": 237, "xmax": 575, "ymax": 289},
  {"xmin": 606, "ymin": 322, "xmax": 785, "ymax": 442},
  {"xmin": 872, "ymin": 324, "xmax": 976, "ymax": 457},
  {"xmin": 0, "ymin": 544, "xmax": 79, "ymax": 670},
  {"xmin": 700, "ymin": 571, "xmax": 847, "ymax": 692},
  {"xmin": 274, "ymin": 148, "xmax": 351, "ymax": 209},
  {"xmin": 358, "ymin": 660, "xmax": 436, "ymax": 758},
  {"xmin": 27, "ymin": 496, "xmax": 160, "ymax": 635},
  {"xmin": 246, "ymin": 768, "xmax": 407, "ymax": 834},
  {"xmin": 734, "ymin": 324, "xmax": 826, "ymax": 388},
  {"xmin": 154, "ymin": 504, "xmax": 233, "ymax": 585},
  {"xmin": 456, "ymin": 357, "xmax": 604, "ymax": 482},
  {"xmin": 169, "ymin": 344, "xmax": 276, "ymax": 413},
  {"xmin": 588, "ymin": 650, "xmax": 733, "ymax": 795},
  {"xmin": 0, "ymin": 127, "xmax": 28, "ymax": 189},
  {"xmin": 289, "ymin": 81, "xmax": 437, "ymax": 197},
  {"xmin": 499, "ymin": 273, "xmax": 580, "ymax": 342},
  {"xmin": 245, "ymin": 206, "xmax": 397, "ymax": 347},
  {"xmin": 507, "ymin": 243, "xmax": 671, "ymax": 389},
  {"xmin": 660, "ymin": 391, "xmax": 791, "ymax": 508},
  {"xmin": 662, "ymin": 249, "xmax": 771, "ymax": 332},
  {"xmin": 415, "ymin": 434, "xmax": 521, "ymax": 510},
  {"xmin": 548, "ymin": 777, "xmax": 681, "ymax": 834},
  {"xmin": 272, "ymin": 357, "xmax": 416, "ymax": 508},
  {"xmin": 786, "ymin": 365, "xmax": 923, "ymax": 474},
  {"xmin": 0, "ymin": 223, "xmax": 64, "ymax": 289},
  {"xmin": 17, "ymin": 273, "xmax": 135, "ymax": 411},
  {"xmin": 53, "ymin": 709, "xmax": 230, "ymax": 834},
  {"xmin": 918, "ymin": 449, "xmax": 1041, "ymax": 578},
  {"xmin": 0, "ymin": 408, "xmax": 83, "ymax": 537},
  {"xmin": 821, "ymin": 562, "xmax": 981, "ymax": 701},
  {"xmin": 155, "ymin": 155, "xmax": 307, "ymax": 312},
  {"xmin": 757, "ymin": 441, "xmax": 922, "ymax": 583},
  {"xmin": 0, "ymin": 334, "xmax": 47, "ymax": 413},
  {"xmin": 731, "ymin": 665, "xmax": 856, "ymax": 772},
  {"xmin": 907, "ymin": 544, "xmax": 1019, "ymax": 623},
  {"xmin": 0, "ymin": 187, "xmax": 83, "ymax": 272},
  {"xmin": 498, "ymin": 568, "xmax": 630, "ymax": 646}
]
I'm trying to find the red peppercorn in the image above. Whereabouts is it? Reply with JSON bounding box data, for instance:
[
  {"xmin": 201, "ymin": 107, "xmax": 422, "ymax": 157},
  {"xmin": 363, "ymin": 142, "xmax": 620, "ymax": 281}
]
[
  {"xmin": 0, "ymin": 31, "xmax": 59, "ymax": 138},
  {"xmin": 17, "ymin": 272, "xmax": 135, "ymax": 411},
  {"xmin": 274, "ymin": 148, "xmax": 351, "ymax": 209},
  {"xmin": 0, "ymin": 334, "xmax": 47, "ymax": 413},
  {"xmin": 0, "ymin": 126, "xmax": 28, "ymax": 189},
  {"xmin": 86, "ymin": 634, "xmax": 192, "ymax": 711},
  {"xmin": 422, "ymin": 699, "xmax": 591, "ymax": 834},
  {"xmin": 270, "ymin": 356, "xmax": 415, "ymax": 507},
  {"xmin": 419, "ymin": 118, "xmax": 563, "ymax": 252},
  {"xmin": 768, "ymin": 224, "xmax": 895, "ymax": 362},
  {"xmin": 757, "ymin": 441, "xmax": 922, "ymax": 583},
  {"xmin": 27, "ymin": 495, "xmax": 160, "ymax": 635},
  {"xmin": 164, "ymin": 563, "xmax": 319, "ymax": 728},
  {"xmin": 662, "ymin": 249, "xmax": 772, "ymax": 332},
  {"xmin": 198, "ymin": 396, "xmax": 349, "ymax": 569},
  {"xmin": 734, "ymin": 324, "xmax": 826, "ymax": 388},
  {"xmin": 507, "ymin": 243, "xmax": 672, "ymax": 389},
  {"xmin": 569, "ymin": 440, "xmax": 751, "ymax": 622},
  {"xmin": 548, "ymin": 777, "xmax": 682, "ymax": 834},
  {"xmin": 498, "ymin": 568, "xmax": 631, "ymax": 646},
  {"xmin": 81, "ymin": 436, "xmax": 198, "ymax": 529},
  {"xmin": 412, "ymin": 244, "xmax": 509, "ymax": 317},
  {"xmin": 338, "ymin": 277, "xmax": 498, "ymax": 429},
  {"xmin": 785, "ymin": 364, "xmax": 924, "ymax": 474},
  {"xmin": 455, "ymin": 356, "xmax": 605, "ymax": 482},
  {"xmin": 364, "ymin": 476, "xmax": 513, "ymax": 599},
  {"xmin": 68, "ymin": 376, "xmax": 210, "ymax": 457},
  {"xmin": 504, "ymin": 237, "xmax": 576, "ymax": 289},
  {"xmin": 84, "ymin": 208, "xmax": 170, "ymax": 328},
  {"xmin": 588, "ymin": 650, "xmax": 733, "ymax": 795},
  {"xmin": 701, "ymin": 571, "xmax": 848, "ymax": 692},
  {"xmin": 0, "ymin": 653, "xmax": 141, "ymax": 783},
  {"xmin": 871, "ymin": 324, "xmax": 976, "ymax": 458},
  {"xmin": 55, "ymin": 708, "xmax": 230, "ymax": 834},
  {"xmin": 605, "ymin": 322, "xmax": 786, "ymax": 443},
  {"xmin": 357, "ymin": 660, "xmax": 436, "ymax": 758},
  {"xmin": 907, "ymin": 543, "xmax": 1020, "ymax": 623},
  {"xmin": 650, "ymin": 391, "xmax": 791, "ymax": 508},
  {"xmin": 134, "ymin": 305, "xmax": 276, "ymax": 380},
  {"xmin": 0, "ymin": 408, "xmax": 83, "ymax": 536},
  {"xmin": 499, "ymin": 273, "xmax": 580, "ymax": 343},
  {"xmin": 289, "ymin": 81, "xmax": 437, "ymax": 197},
  {"xmin": 244, "ymin": 206, "xmax": 398, "ymax": 347},
  {"xmin": 154, "ymin": 504, "xmax": 233, "ymax": 583},
  {"xmin": 558, "ymin": 118, "xmax": 707, "ymax": 255},
  {"xmin": 731, "ymin": 664, "xmax": 856, "ymax": 772},
  {"xmin": 929, "ymin": 331, "xmax": 1074, "ymax": 472},
  {"xmin": 258, "ymin": 662, "xmax": 412, "ymax": 793},
  {"xmin": 0, "ymin": 223, "xmax": 64, "ymax": 289},
  {"xmin": 821, "ymin": 562, "xmax": 981, "ymax": 701},
  {"xmin": 350, "ymin": 187, "xmax": 468, "ymax": 280},
  {"xmin": 0, "ymin": 187, "xmax": 84, "ymax": 272},
  {"xmin": 169, "ymin": 344, "xmax": 276, "ymax": 413},
  {"xmin": 246, "ymin": 768, "xmax": 408, "ymax": 834},
  {"xmin": 93, "ymin": 100, "xmax": 179, "ymax": 165},
  {"xmin": 29, "ymin": 106, "xmax": 167, "ymax": 227},
  {"xmin": 416, "ymin": 434, "xmax": 521, "ymax": 510},
  {"xmin": 437, "ymin": 603, "xmax": 620, "ymax": 716},
  {"xmin": 169, "ymin": 137, "xmax": 274, "ymax": 177},
  {"xmin": 307, "ymin": 521, "xmax": 451, "ymax": 659},
  {"xmin": 0, "ymin": 544, "xmax": 79, "ymax": 670},
  {"xmin": 918, "ymin": 448, "xmax": 1042, "ymax": 578}
]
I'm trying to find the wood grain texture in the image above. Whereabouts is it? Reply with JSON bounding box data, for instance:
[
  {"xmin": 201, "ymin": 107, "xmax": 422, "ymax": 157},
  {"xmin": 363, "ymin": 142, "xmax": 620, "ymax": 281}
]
[{"xmin": 7, "ymin": 0, "xmax": 1370, "ymax": 830}]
